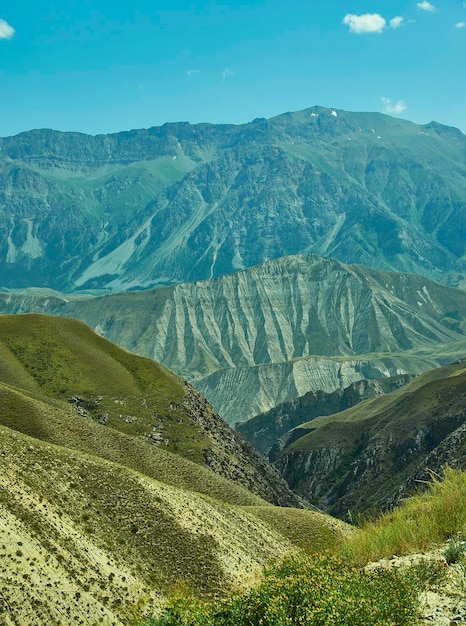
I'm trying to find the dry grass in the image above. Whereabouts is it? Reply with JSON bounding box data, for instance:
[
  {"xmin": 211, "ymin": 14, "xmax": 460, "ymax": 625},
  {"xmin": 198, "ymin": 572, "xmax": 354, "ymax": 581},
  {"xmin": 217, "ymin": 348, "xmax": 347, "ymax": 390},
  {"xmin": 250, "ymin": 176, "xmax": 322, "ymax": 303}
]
[
  {"xmin": 0, "ymin": 420, "xmax": 345, "ymax": 625},
  {"xmin": 343, "ymin": 467, "xmax": 466, "ymax": 565}
]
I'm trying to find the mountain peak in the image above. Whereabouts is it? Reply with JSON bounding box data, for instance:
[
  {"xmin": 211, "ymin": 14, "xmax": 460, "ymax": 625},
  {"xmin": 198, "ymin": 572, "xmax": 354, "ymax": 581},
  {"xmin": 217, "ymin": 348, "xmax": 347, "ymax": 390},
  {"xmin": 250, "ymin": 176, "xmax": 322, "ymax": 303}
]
[{"xmin": 0, "ymin": 107, "xmax": 465, "ymax": 294}]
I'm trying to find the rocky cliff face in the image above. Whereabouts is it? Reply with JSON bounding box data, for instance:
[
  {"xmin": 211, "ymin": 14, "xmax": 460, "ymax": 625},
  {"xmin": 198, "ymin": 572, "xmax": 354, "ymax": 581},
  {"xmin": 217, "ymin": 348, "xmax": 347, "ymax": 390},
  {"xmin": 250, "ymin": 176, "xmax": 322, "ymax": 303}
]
[
  {"xmin": 194, "ymin": 356, "xmax": 436, "ymax": 426},
  {"xmin": 1, "ymin": 255, "xmax": 466, "ymax": 425},
  {"xmin": 177, "ymin": 384, "xmax": 301, "ymax": 506},
  {"xmin": 1, "ymin": 107, "xmax": 465, "ymax": 292},
  {"xmin": 273, "ymin": 362, "xmax": 466, "ymax": 518}
]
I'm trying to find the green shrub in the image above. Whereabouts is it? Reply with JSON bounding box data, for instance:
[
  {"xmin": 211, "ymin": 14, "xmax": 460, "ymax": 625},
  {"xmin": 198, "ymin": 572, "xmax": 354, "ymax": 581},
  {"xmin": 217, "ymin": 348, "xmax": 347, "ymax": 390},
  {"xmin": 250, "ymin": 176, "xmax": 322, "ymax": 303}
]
[
  {"xmin": 409, "ymin": 558, "xmax": 448, "ymax": 588},
  {"xmin": 143, "ymin": 552, "xmax": 420, "ymax": 626},
  {"xmin": 443, "ymin": 538, "xmax": 466, "ymax": 565}
]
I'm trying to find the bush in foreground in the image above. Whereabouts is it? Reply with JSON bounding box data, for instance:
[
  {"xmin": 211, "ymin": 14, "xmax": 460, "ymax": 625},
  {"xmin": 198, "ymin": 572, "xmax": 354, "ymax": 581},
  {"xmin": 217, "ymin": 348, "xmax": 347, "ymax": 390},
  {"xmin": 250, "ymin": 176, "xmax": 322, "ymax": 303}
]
[
  {"xmin": 143, "ymin": 552, "xmax": 420, "ymax": 626},
  {"xmin": 143, "ymin": 469, "xmax": 466, "ymax": 626}
]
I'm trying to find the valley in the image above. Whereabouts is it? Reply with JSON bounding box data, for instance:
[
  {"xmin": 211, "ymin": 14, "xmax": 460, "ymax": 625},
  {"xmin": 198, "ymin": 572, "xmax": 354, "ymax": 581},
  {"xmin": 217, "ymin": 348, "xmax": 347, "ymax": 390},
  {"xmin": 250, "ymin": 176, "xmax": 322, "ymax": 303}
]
[
  {"xmin": 272, "ymin": 360, "xmax": 466, "ymax": 517},
  {"xmin": 1, "ymin": 106, "xmax": 466, "ymax": 625},
  {"xmin": 1, "ymin": 254, "xmax": 466, "ymax": 426}
]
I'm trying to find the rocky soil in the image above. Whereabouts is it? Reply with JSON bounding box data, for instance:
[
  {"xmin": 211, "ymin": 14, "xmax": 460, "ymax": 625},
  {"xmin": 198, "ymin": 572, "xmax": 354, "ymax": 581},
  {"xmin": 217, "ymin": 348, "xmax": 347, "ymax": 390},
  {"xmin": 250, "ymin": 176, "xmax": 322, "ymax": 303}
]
[{"xmin": 366, "ymin": 544, "xmax": 466, "ymax": 625}]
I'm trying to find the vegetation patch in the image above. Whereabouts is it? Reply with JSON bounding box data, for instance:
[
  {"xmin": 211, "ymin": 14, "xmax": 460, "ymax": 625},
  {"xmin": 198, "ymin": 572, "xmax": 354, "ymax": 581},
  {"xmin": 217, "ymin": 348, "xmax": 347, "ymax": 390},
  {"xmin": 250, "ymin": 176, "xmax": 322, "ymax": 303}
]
[
  {"xmin": 143, "ymin": 468, "xmax": 466, "ymax": 626},
  {"xmin": 344, "ymin": 467, "xmax": 466, "ymax": 564},
  {"xmin": 143, "ymin": 552, "xmax": 420, "ymax": 626}
]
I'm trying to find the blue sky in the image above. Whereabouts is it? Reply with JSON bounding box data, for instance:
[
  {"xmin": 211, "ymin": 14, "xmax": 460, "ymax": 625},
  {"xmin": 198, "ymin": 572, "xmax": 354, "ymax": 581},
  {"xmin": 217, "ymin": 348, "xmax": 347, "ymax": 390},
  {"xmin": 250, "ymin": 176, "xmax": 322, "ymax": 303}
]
[{"xmin": 1, "ymin": 1, "xmax": 465, "ymax": 136}]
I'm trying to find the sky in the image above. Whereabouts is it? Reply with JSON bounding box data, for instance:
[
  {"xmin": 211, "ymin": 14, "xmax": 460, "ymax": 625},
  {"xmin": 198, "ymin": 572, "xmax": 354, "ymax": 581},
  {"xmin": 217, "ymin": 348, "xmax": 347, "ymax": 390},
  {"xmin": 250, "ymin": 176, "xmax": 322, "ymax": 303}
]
[{"xmin": 0, "ymin": 1, "xmax": 465, "ymax": 137}]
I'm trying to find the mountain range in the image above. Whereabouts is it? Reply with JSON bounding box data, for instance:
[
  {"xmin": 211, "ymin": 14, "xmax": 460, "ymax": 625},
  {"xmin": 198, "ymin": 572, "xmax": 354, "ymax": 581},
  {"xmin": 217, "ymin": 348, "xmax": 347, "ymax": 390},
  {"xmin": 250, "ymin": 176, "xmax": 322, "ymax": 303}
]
[
  {"xmin": 1, "ymin": 254, "xmax": 466, "ymax": 425},
  {"xmin": 1, "ymin": 314, "xmax": 465, "ymax": 623},
  {"xmin": 1, "ymin": 106, "xmax": 466, "ymax": 623},
  {"xmin": 1, "ymin": 106, "xmax": 465, "ymax": 293}
]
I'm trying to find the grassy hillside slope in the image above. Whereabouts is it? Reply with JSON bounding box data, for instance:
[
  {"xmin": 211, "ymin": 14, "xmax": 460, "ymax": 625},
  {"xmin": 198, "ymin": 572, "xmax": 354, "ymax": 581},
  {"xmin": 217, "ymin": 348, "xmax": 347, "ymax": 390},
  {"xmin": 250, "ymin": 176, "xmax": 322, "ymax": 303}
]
[
  {"xmin": 274, "ymin": 361, "xmax": 466, "ymax": 517},
  {"xmin": 142, "ymin": 469, "xmax": 466, "ymax": 626},
  {"xmin": 238, "ymin": 374, "xmax": 414, "ymax": 454},
  {"xmin": 0, "ymin": 314, "xmax": 298, "ymax": 507},
  {"xmin": 0, "ymin": 314, "xmax": 347, "ymax": 625},
  {"xmin": 0, "ymin": 424, "xmax": 295, "ymax": 625}
]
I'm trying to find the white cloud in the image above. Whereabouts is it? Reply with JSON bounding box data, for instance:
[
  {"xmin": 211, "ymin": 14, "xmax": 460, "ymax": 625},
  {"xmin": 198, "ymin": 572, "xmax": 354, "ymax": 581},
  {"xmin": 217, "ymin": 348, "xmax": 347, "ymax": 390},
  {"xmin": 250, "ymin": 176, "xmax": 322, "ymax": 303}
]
[
  {"xmin": 343, "ymin": 13, "xmax": 386, "ymax": 34},
  {"xmin": 0, "ymin": 18, "xmax": 15, "ymax": 40},
  {"xmin": 222, "ymin": 68, "xmax": 234, "ymax": 80},
  {"xmin": 389, "ymin": 16, "xmax": 405, "ymax": 29},
  {"xmin": 381, "ymin": 97, "xmax": 407, "ymax": 115},
  {"xmin": 186, "ymin": 69, "xmax": 201, "ymax": 76},
  {"xmin": 417, "ymin": 1, "xmax": 436, "ymax": 11},
  {"xmin": 455, "ymin": 21, "xmax": 465, "ymax": 28}
]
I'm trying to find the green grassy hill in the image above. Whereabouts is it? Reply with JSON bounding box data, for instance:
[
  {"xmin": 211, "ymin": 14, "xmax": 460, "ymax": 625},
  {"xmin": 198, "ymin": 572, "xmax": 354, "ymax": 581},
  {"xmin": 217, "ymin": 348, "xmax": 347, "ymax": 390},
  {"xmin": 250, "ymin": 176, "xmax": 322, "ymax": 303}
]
[
  {"xmin": 238, "ymin": 374, "xmax": 414, "ymax": 455},
  {"xmin": 0, "ymin": 314, "xmax": 298, "ymax": 507},
  {"xmin": 273, "ymin": 360, "xmax": 466, "ymax": 517},
  {"xmin": 0, "ymin": 313, "xmax": 349, "ymax": 625}
]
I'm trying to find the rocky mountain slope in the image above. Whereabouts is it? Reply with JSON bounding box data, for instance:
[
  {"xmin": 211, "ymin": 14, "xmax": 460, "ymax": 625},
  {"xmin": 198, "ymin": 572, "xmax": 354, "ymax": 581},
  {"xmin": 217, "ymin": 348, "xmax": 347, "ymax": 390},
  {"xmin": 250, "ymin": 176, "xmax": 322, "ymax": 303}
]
[
  {"xmin": 1, "ymin": 107, "xmax": 465, "ymax": 293},
  {"xmin": 1, "ymin": 255, "xmax": 466, "ymax": 425},
  {"xmin": 238, "ymin": 374, "xmax": 414, "ymax": 455},
  {"xmin": 272, "ymin": 361, "xmax": 466, "ymax": 518},
  {"xmin": 0, "ymin": 314, "xmax": 297, "ymax": 507},
  {"xmin": 0, "ymin": 314, "xmax": 353, "ymax": 625}
]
